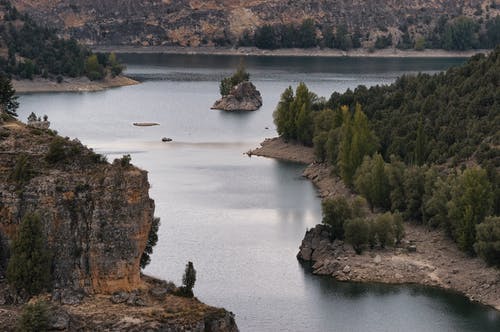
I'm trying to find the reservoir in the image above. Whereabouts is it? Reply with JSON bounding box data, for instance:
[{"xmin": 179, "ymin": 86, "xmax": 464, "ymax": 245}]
[{"xmin": 17, "ymin": 55, "xmax": 500, "ymax": 331}]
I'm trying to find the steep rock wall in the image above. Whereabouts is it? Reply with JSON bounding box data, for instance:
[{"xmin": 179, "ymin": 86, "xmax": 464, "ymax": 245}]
[{"xmin": 0, "ymin": 121, "xmax": 154, "ymax": 294}]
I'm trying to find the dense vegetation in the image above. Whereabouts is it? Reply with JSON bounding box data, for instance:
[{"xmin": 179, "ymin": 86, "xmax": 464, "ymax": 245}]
[
  {"xmin": 239, "ymin": 16, "xmax": 500, "ymax": 51},
  {"xmin": 219, "ymin": 62, "xmax": 250, "ymax": 96},
  {"xmin": 274, "ymin": 48, "xmax": 500, "ymax": 265},
  {"xmin": 0, "ymin": 0, "xmax": 123, "ymax": 80}
]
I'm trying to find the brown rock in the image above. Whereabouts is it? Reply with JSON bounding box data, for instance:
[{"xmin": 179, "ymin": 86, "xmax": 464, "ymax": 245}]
[{"xmin": 212, "ymin": 81, "xmax": 262, "ymax": 111}]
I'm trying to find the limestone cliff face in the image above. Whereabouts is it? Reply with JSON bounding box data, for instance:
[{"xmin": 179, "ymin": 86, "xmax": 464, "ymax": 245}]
[
  {"xmin": 0, "ymin": 121, "xmax": 154, "ymax": 294},
  {"xmin": 10, "ymin": 0, "xmax": 497, "ymax": 47}
]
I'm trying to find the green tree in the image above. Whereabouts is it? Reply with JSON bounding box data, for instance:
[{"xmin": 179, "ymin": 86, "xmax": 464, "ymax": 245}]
[
  {"xmin": 338, "ymin": 105, "xmax": 378, "ymax": 186},
  {"xmin": 414, "ymin": 116, "xmax": 427, "ymax": 166},
  {"xmin": 0, "ymin": 74, "xmax": 19, "ymax": 117},
  {"xmin": 442, "ymin": 17, "xmax": 478, "ymax": 50},
  {"xmin": 219, "ymin": 61, "xmax": 250, "ymax": 96},
  {"xmin": 255, "ymin": 25, "xmax": 277, "ymax": 49},
  {"xmin": 299, "ymin": 19, "xmax": 317, "ymax": 48},
  {"xmin": 17, "ymin": 301, "xmax": 50, "ymax": 332},
  {"xmin": 423, "ymin": 175, "xmax": 451, "ymax": 230},
  {"xmin": 448, "ymin": 167, "xmax": 493, "ymax": 254},
  {"xmin": 140, "ymin": 217, "xmax": 160, "ymax": 269},
  {"xmin": 354, "ymin": 153, "xmax": 391, "ymax": 211},
  {"xmin": 273, "ymin": 86, "xmax": 295, "ymax": 140},
  {"xmin": 345, "ymin": 218, "xmax": 370, "ymax": 254},
  {"xmin": 85, "ymin": 54, "xmax": 104, "ymax": 80},
  {"xmin": 402, "ymin": 166, "xmax": 426, "ymax": 221},
  {"xmin": 374, "ymin": 213, "xmax": 395, "ymax": 248},
  {"xmin": 7, "ymin": 213, "xmax": 51, "ymax": 296},
  {"xmin": 393, "ymin": 212, "xmax": 405, "ymax": 244},
  {"xmin": 180, "ymin": 261, "xmax": 196, "ymax": 297},
  {"xmin": 321, "ymin": 196, "xmax": 353, "ymax": 240},
  {"xmin": 474, "ymin": 217, "xmax": 500, "ymax": 267}
]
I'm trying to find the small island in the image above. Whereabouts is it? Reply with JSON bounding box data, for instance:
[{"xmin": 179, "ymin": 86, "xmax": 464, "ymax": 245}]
[{"xmin": 211, "ymin": 63, "xmax": 262, "ymax": 112}]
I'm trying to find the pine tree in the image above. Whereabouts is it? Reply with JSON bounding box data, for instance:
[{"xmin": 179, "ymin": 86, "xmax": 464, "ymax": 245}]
[
  {"xmin": 7, "ymin": 213, "xmax": 51, "ymax": 296},
  {"xmin": 0, "ymin": 74, "xmax": 19, "ymax": 117},
  {"xmin": 140, "ymin": 217, "xmax": 160, "ymax": 269},
  {"xmin": 273, "ymin": 86, "xmax": 295, "ymax": 140},
  {"xmin": 181, "ymin": 261, "xmax": 196, "ymax": 297},
  {"xmin": 414, "ymin": 116, "xmax": 427, "ymax": 166}
]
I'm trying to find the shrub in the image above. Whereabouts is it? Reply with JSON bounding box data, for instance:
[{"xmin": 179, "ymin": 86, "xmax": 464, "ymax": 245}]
[
  {"xmin": 474, "ymin": 217, "xmax": 500, "ymax": 266},
  {"xmin": 321, "ymin": 197, "xmax": 352, "ymax": 240},
  {"xmin": 9, "ymin": 154, "xmax": 35, "ymax": 184},
  {"xmin": 140, "ymin": 217, "xmax": 160, "ymax": 269},
  {"xmin": 344, "ymin": 218, "xmax": 370, "ymax": 254},
  {"xmin": 219, "ymin": 61, "xmax": 249, "ymax": 96},
  {"xmin": 374, "ymin": 213, "xmax": 395, "ymax": 248},
  {"xmin": 17, "ymin": 301, "xmax": 50, "ymax": 332}
]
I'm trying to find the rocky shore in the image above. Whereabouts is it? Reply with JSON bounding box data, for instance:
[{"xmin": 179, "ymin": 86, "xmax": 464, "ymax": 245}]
[
  {"xmin": 93, "ymin": 46, "xmax": 489, "ymax": 58},
  {"xmin": 250, "ymin": 137, "xmax": 500, "ymax": 311},
  {"xmin": 13, "ymin": 75, "xmax": 138, "ymax": 94}
]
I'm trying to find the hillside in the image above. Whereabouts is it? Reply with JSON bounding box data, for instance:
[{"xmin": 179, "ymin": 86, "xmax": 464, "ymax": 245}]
[
  {"xmin": 0, "ymin": 0, "xmax": 124, "ymax": 82},
  {"xmin": 10, "ymin": 0, "xmax": 500, "ymax": 50}
]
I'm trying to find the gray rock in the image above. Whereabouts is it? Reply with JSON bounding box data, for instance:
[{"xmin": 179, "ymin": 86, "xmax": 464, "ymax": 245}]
[
  {"xmin": 212, "ymin": 81, "xmax": 262, "ymax": 111},
  {"xmin": 49, "ymin": 308, "xmax": 70, "ymax": 330},
  {"xmin": 407, "ymin": 245, "xmax": 417, "ymax": 252},
  {"xmin": 343, "ymin": 265, "xmax": 351, "ymax": 274},
  {"xmin": 374, "ymin": 255, "xmax": 382, "ymax": 264},
  {"xmin": 111, "ymin": 291, "xmax": 129, "ymax": 304}
]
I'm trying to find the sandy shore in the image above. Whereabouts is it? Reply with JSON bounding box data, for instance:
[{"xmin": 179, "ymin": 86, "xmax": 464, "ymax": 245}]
[
  {"xmin": 93, "ymin": 45, "xmax": 489, "ymax": 58},
  {"xmin": 250, "ymin": 137, "xmax": 500, "ymax": 311},
  {"xmin": 13, "ymin": 75, "xmax": 139, "ymax": 94}
]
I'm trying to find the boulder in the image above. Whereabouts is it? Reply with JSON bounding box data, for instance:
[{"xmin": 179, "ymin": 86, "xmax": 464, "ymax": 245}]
[{"xmin": 212, "ymin": 81, "xmax": 262, "ymax": 111}]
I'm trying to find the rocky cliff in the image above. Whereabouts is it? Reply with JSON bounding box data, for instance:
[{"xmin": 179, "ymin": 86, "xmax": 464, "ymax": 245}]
[
  {"xmin": 10, "ymin": 0, "xmax": 499, "ymax": 47},
  {"xmin": 0, "ymin": 118, "xmax": 239, "ymax": 331}
]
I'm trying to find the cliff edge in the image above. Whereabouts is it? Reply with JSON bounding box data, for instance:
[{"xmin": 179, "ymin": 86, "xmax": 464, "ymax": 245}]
[{"xmin": 0, "ymin": 118, "xmax": 238, "ymax": 331}]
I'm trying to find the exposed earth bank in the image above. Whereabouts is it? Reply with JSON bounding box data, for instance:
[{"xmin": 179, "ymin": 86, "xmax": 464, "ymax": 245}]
[
  {"xmin": 249, "ymin": 137, "xmax": 500, "ymax": 311},
  {"xmin": 13, "ymin": 75, "xmax": 138, "ymax": 93},
  {"xmin": 93, "ymin": 46, "xmax": 489, "ymax": 58}
]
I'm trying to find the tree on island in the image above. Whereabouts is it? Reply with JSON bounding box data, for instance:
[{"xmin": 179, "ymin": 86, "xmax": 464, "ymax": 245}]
[
  {"xmin": 219, "ymin": 61, "xmax": 250, "ymax": 96},
  {"xmin": 0, "ymin": 74, "xmax": 19, "ymax": 118}
]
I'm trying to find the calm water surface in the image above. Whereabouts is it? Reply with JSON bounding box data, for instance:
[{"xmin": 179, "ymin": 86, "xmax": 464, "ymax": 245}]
[{"xmin": 18, "ymin": 55, "xmax": 499, "ymax": 331}]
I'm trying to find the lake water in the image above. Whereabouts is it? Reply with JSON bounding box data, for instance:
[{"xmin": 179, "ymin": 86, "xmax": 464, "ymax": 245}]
[{"xmin": 17, "ymin": 55, "xmax": 500, "ymax": 331}]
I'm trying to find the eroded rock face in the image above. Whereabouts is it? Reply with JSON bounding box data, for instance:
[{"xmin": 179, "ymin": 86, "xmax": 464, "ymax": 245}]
[
  {"xmin": 0, "ymin": 121, "xmax": 154, "ymax": 295},
  {"xmin": 211, "ymin": 81, "xmax": 262, "ymax": 111},
  {"xmin": 12, "ymin": 0, "xmax": 494, "ymax": 47}
]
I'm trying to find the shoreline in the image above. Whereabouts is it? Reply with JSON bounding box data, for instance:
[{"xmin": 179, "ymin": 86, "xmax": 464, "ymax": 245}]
[
  {"xmin": 91, "ymin": 45, "xmax": 489, "ymax": 58},
  {"xmin": 249, "ymin": 137, "xmax": 500, "ymax": 311},
  {"xmin": 13, "ymin": 75, "xmax": 139, "ymax": 94}
]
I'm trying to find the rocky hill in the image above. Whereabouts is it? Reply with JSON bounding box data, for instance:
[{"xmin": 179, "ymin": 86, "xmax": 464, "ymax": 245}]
[
  {"xmin": 10, "ymin": 0, "xmax": 500, "ymax": 48},
  {"xmin": 0, "ymin": 117, "xmax": 238, "ymax": 331}
]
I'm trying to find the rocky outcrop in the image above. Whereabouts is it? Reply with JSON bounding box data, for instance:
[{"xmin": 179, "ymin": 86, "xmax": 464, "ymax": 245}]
[
  {"xmin": 0, "ymin": 119, "xmax": 239, "ymax": 330},
  {"xmin": 12, "ymin": 0, "xmax": 497, "ymax": 47},
  {"xmin": 298, "ymin": 223, "xmax": 500, "ymax": 310},
  {"xmin": 0, "ymin": 120, "xmax": 155, "ymax": 295},
  {"xmin": 211, "ymin": 81, "xmax": 262, "ymax": 111}
]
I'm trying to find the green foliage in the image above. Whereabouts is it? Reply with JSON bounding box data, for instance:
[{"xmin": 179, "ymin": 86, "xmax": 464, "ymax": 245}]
[
  {"xmin": 374, "ymin": 34, "xmax": 393, "ymax": 49},
  {"xmin": 448, "ymin": 167, "xmax": 493, "ymax": 254},
  {"xmin": 0, "ymin": 74, "xmax": 19, "ymax": 117},
  {"xmin": 344, "ymin": 218, "xmax": 370, "ymax": 254},
  {"xmin": 373, "ymin": 213, "xmax": 395, "ymax": 248},
  {"xmin": 474, "ymin": 217, "xmax": 500, "ymax": 266},
  {"xmin": 17, "ymin": 301, "xmax": 50, "ymax": 332},
  {"xmin": 9, "ymin": 154, "xmax": 35, "ymax": 184},
  {"xmin": 85, "ymin": 54, "xmax": 104, "ymax": 81},
  {"xmin": 354, "ymin": 153, "xmax": 391, "ymax": 211},
  {"xmin": 338, "ymin": 105, "xmax": 379, "ymax": 186},
  {"xmin": 120, "ymin": 154, "xmax": 132, "ymax": 168},
  {"xmin": 402, "ymin": 166, "xmax": 426, "ymax": 221},
  {"xmin": 7, "ymin": 213, "xmax": 51, "ymax": 296},
  {"xmin": 414, "ymin": 37, "xmax": 426, "ymax": 51},
  {"xmin": 442, "ymin": 17, "xmax": 478, "ymax": 50},
  {"xmin": 321, "ymin": 197, "xmax": 353, "ymax": 240},
  {"xmin": 273, "ymin": 83, "xmax": 317, "ymax": 145},
  {"xmin": 140, "ymin": 217, "xmax": 160, "ymax": 269},
  {"xmin": 45, "ymin": 138, "xmax": 82, "ymax": 164},
  {"xmin": 179, "ymin": 261, "xmax": 196, "ymax": 297},
  {"xmin": 328, "ymin": 48, "xmax": 500, "ymax": 168},
  {"xmin": 219, "ymin": 61, "xmax": 250, "ymax": 96}
]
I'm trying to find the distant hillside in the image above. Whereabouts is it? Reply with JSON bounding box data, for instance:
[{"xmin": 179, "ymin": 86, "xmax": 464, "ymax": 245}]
[
  {"xmin": 0, "ymin": 0, "xmax": 122, "ymax": 80},
  {"xmin": 10, "ymin": 0, "xmax": 500, "ymax": 50}
]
